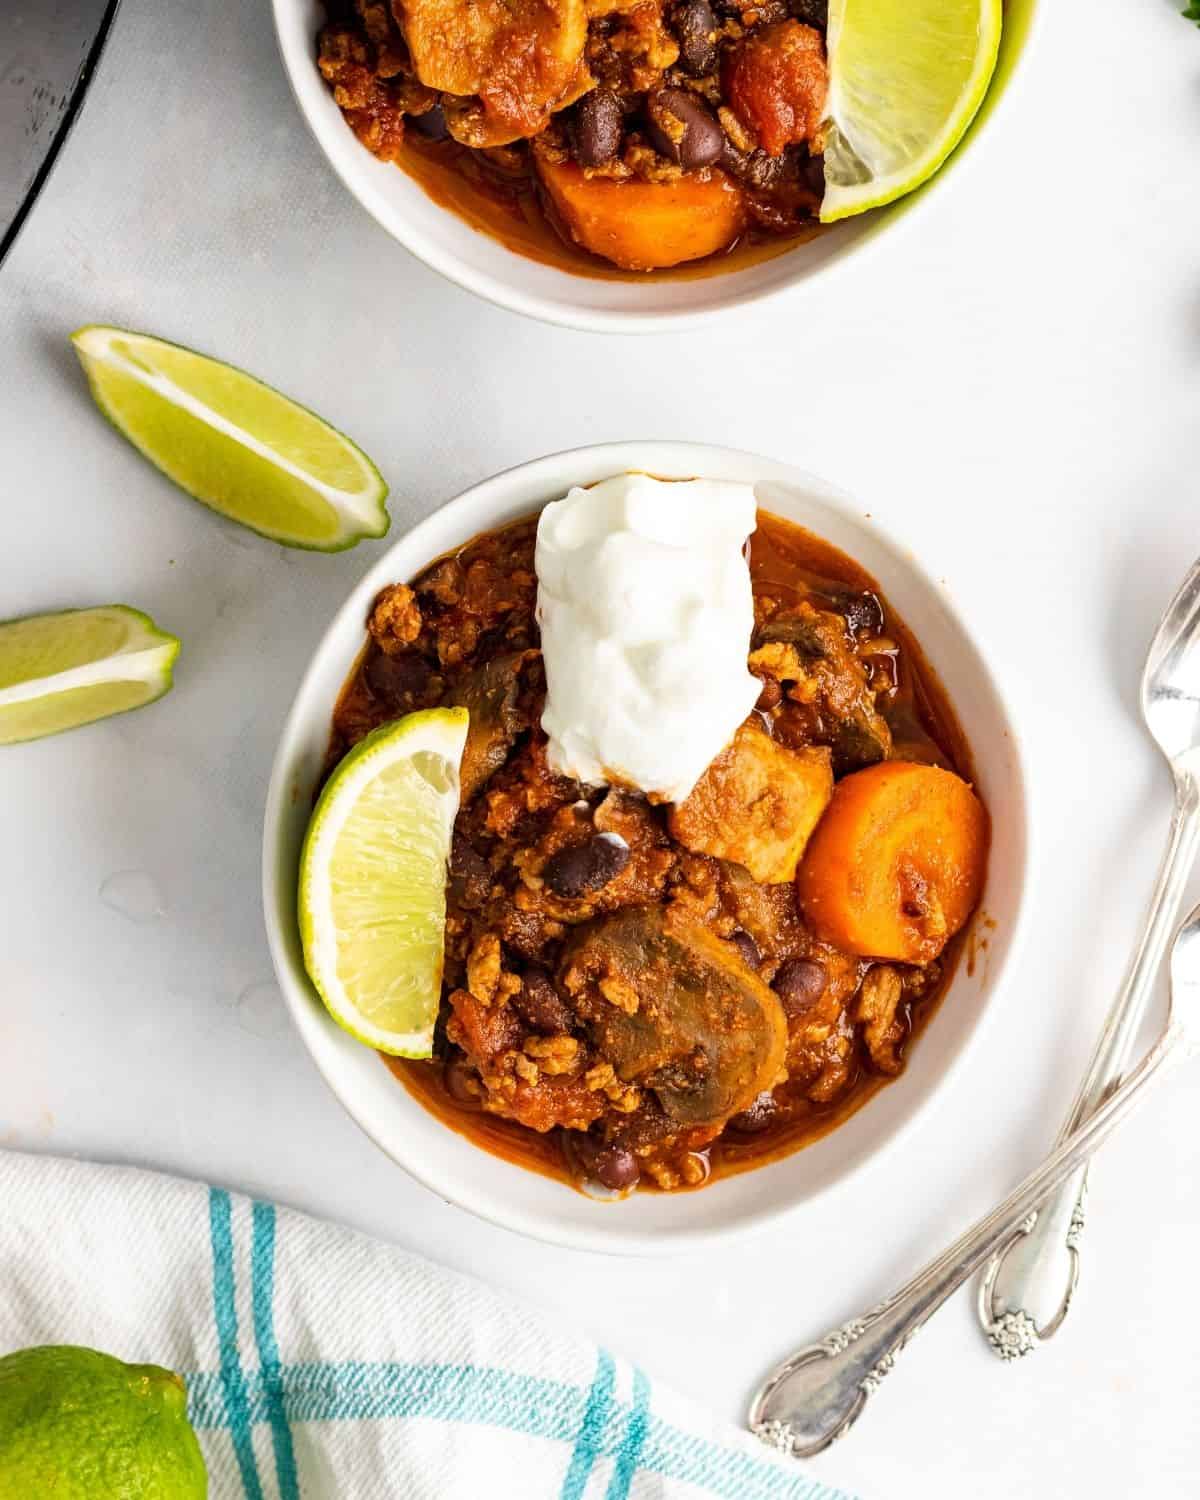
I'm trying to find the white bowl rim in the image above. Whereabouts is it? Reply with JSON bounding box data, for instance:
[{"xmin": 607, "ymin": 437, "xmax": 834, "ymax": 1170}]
[
  {"xmin": 263, "ymin": 440, "xmax": 1035, "ymax": 1255},
  {"xmin": 269, "ymin": 0, "xmax": 1041, "ymax": 334}
]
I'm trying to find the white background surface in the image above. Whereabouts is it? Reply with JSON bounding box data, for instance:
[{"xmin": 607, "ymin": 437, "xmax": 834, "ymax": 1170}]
[{"xmin": 2, "ymin": 1, "xmax": 1198, "ymax": 1495}]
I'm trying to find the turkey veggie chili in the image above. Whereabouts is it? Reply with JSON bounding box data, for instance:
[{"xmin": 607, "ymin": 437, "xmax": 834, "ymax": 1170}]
[
  {"xmin": 303, "ymin": 476, "xmax": 989, "ymax": 1199},
  {"xmin": 316, "ymin": 0, "xmax": 832, "ymax": 271}
]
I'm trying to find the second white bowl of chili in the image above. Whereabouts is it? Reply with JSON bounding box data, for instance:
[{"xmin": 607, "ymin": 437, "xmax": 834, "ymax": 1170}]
[{"xmin": 271, "ymin": 0, "xmax": 1038, "ymax": 332}]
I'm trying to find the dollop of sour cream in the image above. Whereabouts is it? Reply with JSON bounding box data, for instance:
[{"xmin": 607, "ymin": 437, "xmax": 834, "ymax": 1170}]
[{"xmin": 535, "ymin": 472, "xmax": 760, "ymax": 804}]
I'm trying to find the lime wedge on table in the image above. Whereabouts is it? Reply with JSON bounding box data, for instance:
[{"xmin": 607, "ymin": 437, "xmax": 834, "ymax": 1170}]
[
  {"xmin": 71, "ymin": 325, "xmax": 389, "ymax": 550},
  {"xmin": 821, "ymin": 0, "xmax": 1003, "ymax": 223},
  {"xmin": 0, "ymin": 605, "xmax": 178, "ymax": 746},
  {"xmin": 299, "ymin": 708, "xmax": 469, "ymax": 1057}
]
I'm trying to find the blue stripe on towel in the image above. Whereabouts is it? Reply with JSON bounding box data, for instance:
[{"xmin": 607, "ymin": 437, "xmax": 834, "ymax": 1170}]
[
  {"xmin": 560, "ymin": 1347, "xmax": 615, "ymax": 1499},
  {"xmin": 606, "ymin": 1366, "xmax": 651, "ymax": 1500},
  {"xmin": 270, "ymin": 1360, "xmax": 586, "ymax": 1439},
  {"xmin": 207, "ymin": 1188, "xmax": 263, "ymax": 1500},
  {"xmin": 250, "ymin": 1201, "xmax": 300, "ymax": 1500},
  {"xmin": 183, "ymin": 1356, "xmax": 851, "ymax": 1500}
]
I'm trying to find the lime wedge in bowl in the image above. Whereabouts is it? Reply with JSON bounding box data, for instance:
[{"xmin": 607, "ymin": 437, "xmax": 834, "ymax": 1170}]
[
  {"xmin": 72, "ymin": 325, "xmax": 389, "ymax": 550},
  {"xmin": 821, "ymin": 0, "xmax": 1003, "ymax": 223},
  {"xmin": 299, "ymin": 708, "xmax": 468, "ymax": 1057},
  {"xmin": 0, "ymin": 605, "xmax": 178, "ymax": 746}
]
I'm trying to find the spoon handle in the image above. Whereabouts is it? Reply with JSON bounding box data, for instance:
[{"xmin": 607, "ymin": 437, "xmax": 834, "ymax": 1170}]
[
  {"xmin": 749, "ymin": 1027, "xmax": 1183, "ymax": 1458},
  {"xmin": 977, "ymin": 773, "xmax": 1200, "ymax": 1357}
]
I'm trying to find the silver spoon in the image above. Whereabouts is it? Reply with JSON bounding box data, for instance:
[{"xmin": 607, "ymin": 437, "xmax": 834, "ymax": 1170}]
[
  {"xmin": 978, "ymin": 558, "xmax": 1200, "ymax": 1357},
  {"xmin": 749, "ymin": 897, "xmax": 1200, "ymax": 1458}
]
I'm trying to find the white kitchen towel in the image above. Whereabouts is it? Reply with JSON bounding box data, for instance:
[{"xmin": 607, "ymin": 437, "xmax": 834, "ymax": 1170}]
[{"xmin": 0, "ymin": 1151, "xmax": 853, "ymax": 1500}]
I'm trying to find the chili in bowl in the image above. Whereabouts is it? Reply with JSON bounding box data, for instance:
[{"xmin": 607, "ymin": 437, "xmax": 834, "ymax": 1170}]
[
  {"xmin": 271, "ymin": 1, "xmax": 1038, "ymax": 330},
  {"xmin": 263, "ymin": 442, "xmax": 1029, "ymax": 1253}
]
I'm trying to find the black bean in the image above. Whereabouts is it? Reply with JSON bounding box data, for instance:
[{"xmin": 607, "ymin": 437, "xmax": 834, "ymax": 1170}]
[
  {"xmin": 594, "ymin": 1146, "xmax": 641, "ymax": 1190},
  {"xmin": 834, "ymin": 589, "xmax": 884, "ymax": 636},
  {"xmin": 773, "ymin": 957, "xmax": 827, "ymax": 1017},
  {"xmin": 645, "ymin": 88, "xmax": 724, "ymax": 170},
  {"xmin": 719, "ymin": 138, "xmax": 786, "ymax": 192},
  {"xmin": 444, "ymin": 1059, "xmax": 482, "ymax": 1106},
  {"xmin": 730, "ymin": 930, "xmax": 761, "ymax": 969},
  {"xmin": 543, "ymin": 834, "xmax": 630, "ymax": 899},
  {"xmin": 568, "ymin": 1132, "xmax": 641, "ymax": 1191},
  {"xmin": 512, "ymin": 970, "xmax": 576, "ymax": 1034},
  {"xmin": 570, "ymin": 88, "xmax": 623, "ymax": 167},
  {"xmin": 366, "ymin": 650, "xmax": 430, "ymax": 704},
  {"xmin": 788, "ymin": 0, "xmax": 827, "ymax": 26},
  {"xmin": 730, "ymin": 1090, "xmax": 778, "ymax": 1133},
  {"xmin": 671, "ymin": 0, "xmax": 718, "ymax": 75},
  {"xmin": 410, "ymin": 104, "xmax": 449, "ymax": 142}
]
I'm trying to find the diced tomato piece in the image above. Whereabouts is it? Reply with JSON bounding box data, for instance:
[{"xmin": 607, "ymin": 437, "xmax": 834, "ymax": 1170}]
[{"xmin": 722, "ymin": 20, "xmax": 827, "ymax": 157}]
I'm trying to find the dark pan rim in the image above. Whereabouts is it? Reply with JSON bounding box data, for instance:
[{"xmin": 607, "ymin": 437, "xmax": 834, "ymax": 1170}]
[{"xmin": 0, "ymin": 0, "xmax": 124, "ymax": 268}]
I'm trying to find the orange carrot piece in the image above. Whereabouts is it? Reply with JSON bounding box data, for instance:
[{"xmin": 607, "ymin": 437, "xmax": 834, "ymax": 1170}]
[
  {"xmin": 535, "ymin": 153, "xmax": 745, "ymax": 270},
  {"xmin": 795, "ymin": 761, "xmax": 988, "ymax": 963}
]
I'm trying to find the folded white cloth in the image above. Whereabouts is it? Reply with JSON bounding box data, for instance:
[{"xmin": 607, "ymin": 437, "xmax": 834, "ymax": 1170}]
[{"xmin": 0, "ymin": 1151, "xmax": 854, "ymax": 1500}]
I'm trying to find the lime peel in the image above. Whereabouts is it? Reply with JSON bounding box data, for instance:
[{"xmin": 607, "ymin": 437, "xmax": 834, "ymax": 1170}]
[
  {"xmin": 0, "ymin": 1344, "xmax": 207, "ymax": 1498},
  {"xmin": 299, "ymin": 707, "xmax": 469, "ymax": 1058},
  {"xmin": 821, "ymin": 0, "xmax": 1003, "ymax": 223}
]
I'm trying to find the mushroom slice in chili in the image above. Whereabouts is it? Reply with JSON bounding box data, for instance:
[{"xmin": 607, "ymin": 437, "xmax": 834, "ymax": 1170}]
[
  {"xmin": 560, "ymin": 905, "xmax": 788, "ymax": 1128},
  {"xmin": 447, "ymin": 649, "xmax": 536, "ymax": 802}
]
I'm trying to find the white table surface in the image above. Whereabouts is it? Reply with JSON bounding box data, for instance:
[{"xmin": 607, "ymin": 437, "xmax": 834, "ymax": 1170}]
[{"xmin": 2, "ymin": 1, "xmax": 1198, "ymax": 1495}]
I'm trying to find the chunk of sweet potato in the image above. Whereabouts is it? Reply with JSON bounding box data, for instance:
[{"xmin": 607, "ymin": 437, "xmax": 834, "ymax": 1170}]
[
  {"xmin": 397, "ymin": 0, "xmax": 586, "ymax": 141},
  {"xmin": 534, "ymin": 152, "xmax": 745, "ymax": 269},
  {"xmin": 796, "ymin": 762, "xmax": 988, "ymax": 963},
  {"xmin": 722, "ymin": 20, "xmax": 827, "ymax": 157},
  {"xmin": 669, "ymin": 721, "xmax": 833, "ymax": 884}
]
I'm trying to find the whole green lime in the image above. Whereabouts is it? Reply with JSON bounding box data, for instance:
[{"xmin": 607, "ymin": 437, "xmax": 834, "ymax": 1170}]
[{"xmin": 0, "ymin": 1346, "xmax": 207, "ymax": 1499}]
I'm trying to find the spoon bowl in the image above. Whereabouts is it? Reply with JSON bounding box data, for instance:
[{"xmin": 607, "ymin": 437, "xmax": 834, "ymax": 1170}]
[{"xmin": 1143, "ymin": 558, "xmax": 1200, "ymax": 774}]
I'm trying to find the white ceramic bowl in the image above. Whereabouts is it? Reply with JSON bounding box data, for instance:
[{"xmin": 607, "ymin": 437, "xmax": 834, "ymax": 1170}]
[
  {"xmin": 263, "ymin": 442, "xmax": 1030, "ymax": 1254},
  {"xmin": 271, "ymin": 1, "xmax": 1038, "ymax": 332}
]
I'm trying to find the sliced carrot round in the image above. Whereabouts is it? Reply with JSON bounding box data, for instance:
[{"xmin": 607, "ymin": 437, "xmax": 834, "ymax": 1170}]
[{"xmin": 795, "ymin": 761, "xmax": 988, "ymax": 963}]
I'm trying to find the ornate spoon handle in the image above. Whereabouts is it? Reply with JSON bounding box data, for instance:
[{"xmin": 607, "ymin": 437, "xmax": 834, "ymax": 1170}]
[
  {"xmin": 749, "ymin": 1029, "xmax": 1181, "ymax": 1458},
  {"xmin": 978, "ymin": 775, "xmax": 1200, "ymax": 1357}
]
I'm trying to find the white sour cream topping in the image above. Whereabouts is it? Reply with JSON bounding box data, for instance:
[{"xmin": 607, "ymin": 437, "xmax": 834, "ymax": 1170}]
[{"xmin": 535, "ymin": 472, "xmax": 760, "ymax": 804}]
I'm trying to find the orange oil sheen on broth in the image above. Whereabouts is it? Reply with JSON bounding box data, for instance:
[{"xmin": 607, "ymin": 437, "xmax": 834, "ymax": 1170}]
[{"xmin": 396, "ymin": 134, "xmax": 823, "ymax": 282}]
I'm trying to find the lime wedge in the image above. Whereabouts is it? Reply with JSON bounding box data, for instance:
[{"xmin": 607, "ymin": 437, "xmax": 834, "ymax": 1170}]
[
  {"xmin": 0, "ymin": 605, "xmax": 179, "ymax": 746},
  {"xmin": 72, "ymin": 325, "xmax": 389, "ymax": 551},
  {"xmin": 821, "ymin": 0, "xmax": 1003, "ymax": 222},
  {"xmin": 299, "ymin": 708, "xmax": 468, "ymax": 1057}
]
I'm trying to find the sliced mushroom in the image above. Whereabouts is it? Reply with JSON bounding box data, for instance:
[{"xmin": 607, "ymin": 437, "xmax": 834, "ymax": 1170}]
[
  {"xmin": 560, "ymin": 905, "xmax": 787, "ymax": 1128},
  {"xmin": 756, "ymin": 605, "xmax": 892, "ymax": 772},
  {"xmin": 448, "ymin": 650, "xmax": 535, "ymax": 802}
]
